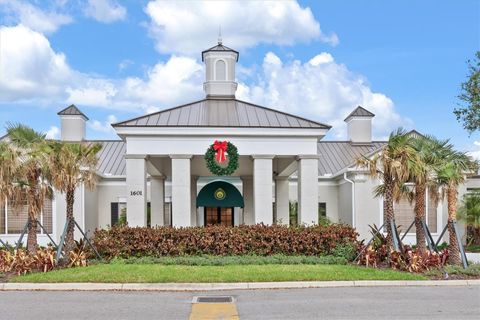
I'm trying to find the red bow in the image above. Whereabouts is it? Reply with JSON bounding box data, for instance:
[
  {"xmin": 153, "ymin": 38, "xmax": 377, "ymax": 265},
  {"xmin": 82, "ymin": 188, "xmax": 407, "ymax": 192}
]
[{"xmin": 213, "ymin": 140, "xmax": 228, "ymax": 163}]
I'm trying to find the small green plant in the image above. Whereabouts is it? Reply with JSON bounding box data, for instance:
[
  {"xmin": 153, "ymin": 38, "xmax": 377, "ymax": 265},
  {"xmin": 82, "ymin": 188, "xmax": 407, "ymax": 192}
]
[
  {"xmin": 457, "ymin": 191, "xmax": 480, "ymax": 246},
  {"xmin": 331, "ymin": 243, "xmax": 358, "ymax": 261},
  {"xmin": 118, "ymin": 207, "xmax": 127, "ymax": 226}
]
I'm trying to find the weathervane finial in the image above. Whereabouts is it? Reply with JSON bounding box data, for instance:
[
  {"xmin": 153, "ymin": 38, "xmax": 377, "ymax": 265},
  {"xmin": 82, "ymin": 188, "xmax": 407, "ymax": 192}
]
[{"xmin": 218, "ymin": 25, "xmax": 222, "ymax": 45}]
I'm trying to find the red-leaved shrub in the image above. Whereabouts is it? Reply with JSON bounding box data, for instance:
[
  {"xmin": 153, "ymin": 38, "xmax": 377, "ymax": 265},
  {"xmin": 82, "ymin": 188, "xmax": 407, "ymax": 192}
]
[{"xmin": 91, "ymin": 224, "xmax": 359, "ymax": 259}]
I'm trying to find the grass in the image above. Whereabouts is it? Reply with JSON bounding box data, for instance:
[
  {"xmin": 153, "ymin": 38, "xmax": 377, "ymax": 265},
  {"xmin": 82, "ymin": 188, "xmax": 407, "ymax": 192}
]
[
  {"xmin": 12, "ymin": 264, "xmax": 425, "ymax": 283},
  {"xmin": 424, "ymin": 263, "xmax": 480, "ymax": 278},
  {"xmin": 466, "ymin": 245, "xmax": 480, "ymax": 253}
]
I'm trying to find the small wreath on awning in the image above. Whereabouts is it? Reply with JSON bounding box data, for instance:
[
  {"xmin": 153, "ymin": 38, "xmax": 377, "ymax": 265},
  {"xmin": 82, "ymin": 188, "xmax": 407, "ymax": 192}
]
[{"xmin": 204, "ymin": 140, "xmax": 239, "ymax": 176}]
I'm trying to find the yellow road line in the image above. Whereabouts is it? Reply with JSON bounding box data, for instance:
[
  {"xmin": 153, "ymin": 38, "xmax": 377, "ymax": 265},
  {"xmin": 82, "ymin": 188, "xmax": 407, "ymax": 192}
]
[{"xmin": 189, "ymin": 302, "xmax": 239, "ymax": 320}]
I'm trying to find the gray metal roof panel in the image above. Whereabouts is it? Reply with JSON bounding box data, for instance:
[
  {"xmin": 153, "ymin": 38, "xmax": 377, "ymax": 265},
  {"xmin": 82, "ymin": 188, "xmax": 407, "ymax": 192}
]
[
  {"xmin": 57, "ymin": 105, "xmax": 89, "ymax": 120},
  {"xmin": 201, "ymin": 43, "xmax": 239, "ymax": 61},
  {"xmin": 317, "ymin": 141, "xmax": 386, "ymax": 176},
  {"xmin": 113, "ymin": 99, "xmax": 331, "ymax": 129},
  {"xmin": 344, "ymin": 106, "xmax": 375, "ymax": 121},
  {"xmin": 90, "ymin": 140, "xmax": 126, "ymax": 176}
]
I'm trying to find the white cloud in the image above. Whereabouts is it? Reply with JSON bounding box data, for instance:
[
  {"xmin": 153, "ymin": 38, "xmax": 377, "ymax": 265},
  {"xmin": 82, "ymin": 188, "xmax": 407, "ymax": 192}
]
[
  {"xmin": 118, "ymin": 59, "xmax": 133, "ymax": 71},
  {"xmin": 0, "ymin": 0, "xmax": 72, "ymax": 33},
  {"xmin": 237, "ymin": 52, "xmax": 411, "ymax": 139},
  {"xmin": 88, "ymin": 114, "xmax": 117, "ymax": 133},
  {"xmin": 468, "ymin": 141, "xmax": 480, "ymax": 160},
  {"xmin": 145, "ymin": 0, "xmax": 338, "ymax": 55},
  {"xmin": 0, "ymin": 25, "xmax": 406, "ymax": 140},
  {"xmin": 0, "ymin": 25, "xmax": 75, "ymax": 102},
  {"xmin": 66, "ymin": 55, "xmax": 204, "ymax": 110},
  {"xmin": 45, "ymin": 125, "xmax": 59, "ymax": 139},
  {"xmin": 0, "ymin": 25, "xmax": 203, "ymax": 110},
  {"xmin": 84, "ymin": 0, "xmax": 127, "ymax": 23}
]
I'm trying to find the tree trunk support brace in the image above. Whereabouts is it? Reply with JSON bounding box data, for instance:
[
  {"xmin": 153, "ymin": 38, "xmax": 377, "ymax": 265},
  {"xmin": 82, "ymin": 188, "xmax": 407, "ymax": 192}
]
[
  {"xmin": 55, "ymin": 217, "xmax": 102, "ymax": 262},
  {"xmin": 15, "ymin": 218, "xmax": 58, "ymax": 251}
]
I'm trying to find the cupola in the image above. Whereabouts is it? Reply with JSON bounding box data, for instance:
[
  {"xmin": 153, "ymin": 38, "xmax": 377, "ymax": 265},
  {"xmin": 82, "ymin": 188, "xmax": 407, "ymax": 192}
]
[
  {"xmin": 57, "ymin": 104, "xmax": 88, "ymax": 141},
  {"xmin": 344, "ymin": 106, "xmax": 375, "ymax": 144},
  {"xmin": 201, "ymin": 37, "xmax": 239, "ymax": 98}
]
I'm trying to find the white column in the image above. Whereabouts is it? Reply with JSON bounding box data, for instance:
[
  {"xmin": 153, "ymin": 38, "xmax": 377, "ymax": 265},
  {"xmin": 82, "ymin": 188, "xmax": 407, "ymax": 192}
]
[
  {"xmin": 252, "ymin": 155, "xmax": 274, "ymax": 225},
  {"xmin": 150, "ymin": 176, "xmax": 165, "ymax": 226},
  {"xmin": 126, "ymin": 156, "xmax": 147, "ymax": 227},
  {"xmin": 275, "ymin": 176, "xmax": 290, "ymax": 225},
  {"xmin": 297, "ymin": 155, "xmax": 319, "ymax": 226},
  {"xmin": 171, "ymin": 155, "xmax": 192, "ymax": 227},
  {"xmin": 242, "ymin": 176, "xmax": 254, "ymax": 225},
  {"xmin": 191, "ymin": 176, "xmax": 198, "ymax": 226}
]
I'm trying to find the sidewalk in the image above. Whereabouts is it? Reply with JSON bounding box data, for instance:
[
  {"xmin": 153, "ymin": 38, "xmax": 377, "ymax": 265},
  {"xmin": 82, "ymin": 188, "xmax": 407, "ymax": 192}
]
[{"xmin": 1, "ymin": 280, "xmax": 479, "ymax": 291}]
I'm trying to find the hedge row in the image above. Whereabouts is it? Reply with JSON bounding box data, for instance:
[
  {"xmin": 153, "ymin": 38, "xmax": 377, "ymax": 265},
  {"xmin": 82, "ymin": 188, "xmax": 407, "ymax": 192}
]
[{"xmin": 91, "ymin": 224, "xmax": 359, "ymax": 259}]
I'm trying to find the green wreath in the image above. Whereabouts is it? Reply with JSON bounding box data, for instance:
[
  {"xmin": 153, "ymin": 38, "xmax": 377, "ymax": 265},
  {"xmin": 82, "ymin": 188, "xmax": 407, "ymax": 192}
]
[{"xmin": 205, "ymin": 141, "xmax": 239, "ymax": 176}]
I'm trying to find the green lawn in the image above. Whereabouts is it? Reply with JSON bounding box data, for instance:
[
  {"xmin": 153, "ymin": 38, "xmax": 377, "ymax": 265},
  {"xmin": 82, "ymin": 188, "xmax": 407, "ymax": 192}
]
[
  {"xmin": 466, "ymin": 245, "xmax": 480, "ymax": 253},
  {"xmin": 12, "ymin": 264, "xmax": 425, "ymax": 283}
]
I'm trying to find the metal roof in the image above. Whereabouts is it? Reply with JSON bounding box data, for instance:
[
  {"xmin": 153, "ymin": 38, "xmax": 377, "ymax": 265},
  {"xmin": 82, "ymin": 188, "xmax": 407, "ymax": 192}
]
[
  {"xmin": 202, "ymin": 43, "xmax": 239, "ymax": 61},
  {"xmin": 93, "ymin": 140, "xmax": 126, "ymax": 176},
  {"xmin": 317, "ymin": 141, "xmax": 386, "ymax": 176},
  {"xmin": 113, "ymin": 99, "xmax": 331, "ymax": 129},
  {"xmin": 91, "ymin": 140, "xmax": 386, "ymax": 178},
  {"xmin": 344, "ymin": 106, "xmax": 375, "ymax": 121},
  {"xmin": 57, "ymin": 105, "xmax": 89, "ymax": 120}
]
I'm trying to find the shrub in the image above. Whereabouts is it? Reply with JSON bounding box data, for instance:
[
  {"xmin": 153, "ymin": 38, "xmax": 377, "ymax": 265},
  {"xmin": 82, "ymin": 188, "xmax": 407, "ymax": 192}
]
[
  {"xmin": 91, "ymin": 224, "xmax": 359, "ymax": 260},
  {"xmin": 331, "ymin": 243, "xmax": 358, "ymax": 261},
  {"xmin": 0, "ymin": 244, "xmax": 88, "ymax": 275},
  {"xmin": 109, "ymin": 254, "xmax": 348, "ymax": 266}
]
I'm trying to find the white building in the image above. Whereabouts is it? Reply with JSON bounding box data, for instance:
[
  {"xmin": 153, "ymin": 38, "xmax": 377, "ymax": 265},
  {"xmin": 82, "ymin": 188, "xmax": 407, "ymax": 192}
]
[{"xmin": 1, "ymin": 41, "xmax": 478, "ymax": 245}]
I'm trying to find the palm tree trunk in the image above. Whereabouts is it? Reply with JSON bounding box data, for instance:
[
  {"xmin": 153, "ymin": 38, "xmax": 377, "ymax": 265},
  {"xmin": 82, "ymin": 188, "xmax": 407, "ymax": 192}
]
[
  {"xmin": 414, "ymin": 184, "xmax": 427, "ymax": 252},
  {"xmin": 26, "ymin": 210, "xmax": 37, "ymax": 254},
  {"xmin": 26, "ymin": 183, "xmax": 38, "ymax": 254},
  {"xmin": 64, "ymin": 188, "xmax": 76, "ymax": 260},
  {"xmin": 447, "ymin": 184, "xmax": 462, "ymax": 265},
  {"xmin": 383, "ymin": 177, "xmax": 394, "ymax": 249}
]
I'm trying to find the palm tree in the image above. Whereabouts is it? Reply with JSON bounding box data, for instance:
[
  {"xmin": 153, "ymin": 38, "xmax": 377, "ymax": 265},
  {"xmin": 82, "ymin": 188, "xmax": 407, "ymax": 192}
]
[
  {"xmin": 357, "ymin": 128, "xmax": 416, "ymax": 249},
  {"xmin": 409, "ymin": 136, "xmax": 453, "ymax": 252},
  {"xmin": 5, "ymin": 124, "xmax": 52, "ymax": 253},
  {"xmin": 0, "ymin": 141, "xmax": 21, "ymax": 229},
  {"xmin": 457, "ymin": 191, "xmax": 480, "ymax": 246},
  {"xmin": 48, "ymin": 141, "xmax": 101, "ymax": 258},
  {"xmin": 436, "ymin": 152, "xmax": 478, "ymax": 265}
]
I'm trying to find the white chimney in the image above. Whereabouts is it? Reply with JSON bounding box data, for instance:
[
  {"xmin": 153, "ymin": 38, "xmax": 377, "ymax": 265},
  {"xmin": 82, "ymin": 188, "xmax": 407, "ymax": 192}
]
[
  {"xmin": 57, "ymin": 105, "xmax": 88, "ymax": 141},
  {"xmin": 201, "ymin": 38, "xmax": 239, "ymax": 98},
  {"xmin": 344, "ymin": 106, "xmax": 375, "ymax": 144}
]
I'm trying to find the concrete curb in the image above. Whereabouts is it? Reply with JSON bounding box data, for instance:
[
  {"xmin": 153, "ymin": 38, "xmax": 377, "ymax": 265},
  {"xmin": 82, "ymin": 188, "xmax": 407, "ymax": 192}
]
[{"xmin": 1, "ymin": 280, "xmax": 479, "ymax": 291}]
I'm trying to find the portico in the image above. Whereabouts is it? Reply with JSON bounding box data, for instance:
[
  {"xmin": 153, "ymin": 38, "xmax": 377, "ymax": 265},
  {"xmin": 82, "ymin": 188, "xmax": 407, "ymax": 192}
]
[{"xmin": 113, "ymin": 40, "xmax": 329, "ymax": 228}]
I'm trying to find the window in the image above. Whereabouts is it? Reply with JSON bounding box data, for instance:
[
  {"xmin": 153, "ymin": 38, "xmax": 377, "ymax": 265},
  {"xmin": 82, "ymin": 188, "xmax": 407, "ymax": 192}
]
[
  {"xmin": 111, "ymin": 202, "xmax": 126, "ymax": 226},
  {"xmin": 215, "ymin": 60, "xmax": 226, "ymax": 80},
  {"xmin": 164, "ymin": 202, "xmax": 172, "ymax": 226},
  {"xmin": 318, "ymin": 202, "xmax": 327, "ymax": 225},
  {"xmin": 110, "ymin": 202, "xmax": 159, "ymax": 227},
  {"xmin": 394, "ymin": 194, "xmax": 438, "ymax": 234},
  {"xmin": 0, "ymin": 198, "xmax": 53, "ymax": 235}
]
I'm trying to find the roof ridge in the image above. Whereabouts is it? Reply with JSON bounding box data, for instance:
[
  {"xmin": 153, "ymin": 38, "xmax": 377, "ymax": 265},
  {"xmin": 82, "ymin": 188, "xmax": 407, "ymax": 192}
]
[
  {"xmin": 57, "ymin": 104, "xmax": 89, "ymax": 120},
  {"xmin": 344, "ymin": 106, "xmax": 375, "ymax": 121}
]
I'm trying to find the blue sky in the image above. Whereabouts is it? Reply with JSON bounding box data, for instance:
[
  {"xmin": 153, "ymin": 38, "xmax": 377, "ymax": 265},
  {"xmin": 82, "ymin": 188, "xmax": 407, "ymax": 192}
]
[{"xmin": 0, "ymin": 0, "xmax": 478, "ymax": 156}]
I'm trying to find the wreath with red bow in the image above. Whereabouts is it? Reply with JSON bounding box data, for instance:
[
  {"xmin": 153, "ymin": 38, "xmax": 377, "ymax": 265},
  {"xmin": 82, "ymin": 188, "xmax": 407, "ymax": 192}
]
[{"xmin": 205, "ymin": 140, "xmax": 239, "ymax": 176}]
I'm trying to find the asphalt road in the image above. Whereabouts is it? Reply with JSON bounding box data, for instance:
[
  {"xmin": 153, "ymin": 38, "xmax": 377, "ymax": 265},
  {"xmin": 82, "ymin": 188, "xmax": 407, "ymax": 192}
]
[{"xmin": 0, "ymin": 286, "xmax": 478, "ymax": 319}]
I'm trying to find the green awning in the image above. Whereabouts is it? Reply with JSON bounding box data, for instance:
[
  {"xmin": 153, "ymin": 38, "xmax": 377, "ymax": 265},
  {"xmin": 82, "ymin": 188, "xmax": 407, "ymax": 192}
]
[{"xmin": 196, "ymin": 180, "xmax": 244, "ymax": 208}]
